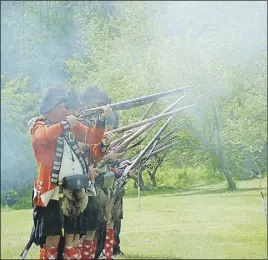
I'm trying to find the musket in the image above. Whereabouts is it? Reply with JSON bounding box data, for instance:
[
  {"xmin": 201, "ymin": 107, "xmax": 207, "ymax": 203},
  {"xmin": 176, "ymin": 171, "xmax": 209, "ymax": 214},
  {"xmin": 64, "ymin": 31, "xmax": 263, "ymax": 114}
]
[
  {"xmin": 112, "ymin": 142, "xmax": 177, "ymax": 201},
  {"xmin": 121, "ymin": 95, "xmax": 187, "ymax": 152},
  {"xmin": 120, "ymin": 101, "xmax": 160, "ymax": 151},
  {"xmin": 20, "ymin": 226, "xmax": 35, "ymax": 259},
  {"xmin": 110, "ymin": 95, "xmax": 186, "ymax": 148},
  {"xmin": 105, "ymin": 116, "xmax": 175, "ymax": 217},
  {"xmin": 107, "ymin": 103, "xmax": 195, "ymax": 134},
  {"xmin": 159, "ymin": 125, "xmax": 181, "ymax": 142},
  {"xmin": 110, "ymin": 102, "xmax": 191, "ymax": 166},
  {"xmin": 104, "ymin": 102, "xmax": 193, "ymax": 219},
  {"xmin": 155, "ymin": 134, "xmax": 178, "ymax": 150},
  {"xmin": 122, "ymin": 125, "xmax": 155, "ymax": 152},
  {"xmin": 120, "ymin": 116, "xmax": 175, "ymax": 181},
  {"xmin": 76, "ymin": 86, "xmax": 193, "ymax": 117},
  {"xmin": 139, "ymin": 101, "xmax": 156, "ymax": 121},
  {"xmin": 142, "ymin": 140, "xmax": 180, "ymax": 160},
  {"xmin": 112, "ymin": 124, "xmax": 154, "ymax": 154},
  {"xmin": 110, "ymin": 130, "xmax": 135, "ymax": 147},
  {"xmin": 109, "ymin": 97, "xmax": 184, "ymax": 160},
  {"xmin": 110, "ymin": 95, "xmax": 188, "ymax": 151},
  {"xmin": 119, "ymin": 140, "xmax": 179, "ymax": 168},
  {"xmin": 143, "ymin": 125, "xmax": 181, "ymax": 155}
]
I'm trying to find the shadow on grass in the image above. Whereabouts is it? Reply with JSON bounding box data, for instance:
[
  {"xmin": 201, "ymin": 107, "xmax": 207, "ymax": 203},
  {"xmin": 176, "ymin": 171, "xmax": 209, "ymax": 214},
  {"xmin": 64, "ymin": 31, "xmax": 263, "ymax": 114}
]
[
  {"xmin": 165, "ymin": 187, "xmax": 263, "ymax": 197},
  {"xmin": 125, "ymin": 186, "xmax": 263, "ymax": 198},
  {"xmin": 125, "ymin": 186, "xmax": 183, "ymax": 198},
  {"xmin": 118, "ymin": 254, "xmax": 182, "ymax": 259}
]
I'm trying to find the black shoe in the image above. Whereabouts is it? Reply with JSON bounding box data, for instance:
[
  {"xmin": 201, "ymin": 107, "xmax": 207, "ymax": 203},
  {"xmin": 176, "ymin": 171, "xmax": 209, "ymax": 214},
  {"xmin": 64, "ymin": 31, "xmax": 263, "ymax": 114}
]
[{"xmin": 113, "ymin": 249, "xmax": 125, "ymax": 257}]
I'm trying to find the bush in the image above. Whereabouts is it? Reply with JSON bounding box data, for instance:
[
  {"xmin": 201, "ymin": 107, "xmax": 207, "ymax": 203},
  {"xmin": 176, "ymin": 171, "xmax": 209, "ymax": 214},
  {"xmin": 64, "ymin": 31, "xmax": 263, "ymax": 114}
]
[
  {"xmin": 11, "ymin": 189, "xmax": 33, "ymax": 210},
  {"xmin": 149, "ymin": 165, "xmax": 224, "ymax": 188},
  {"xmin": 1, "ymin": 187, "xmax": 32, "ymax": 210}
]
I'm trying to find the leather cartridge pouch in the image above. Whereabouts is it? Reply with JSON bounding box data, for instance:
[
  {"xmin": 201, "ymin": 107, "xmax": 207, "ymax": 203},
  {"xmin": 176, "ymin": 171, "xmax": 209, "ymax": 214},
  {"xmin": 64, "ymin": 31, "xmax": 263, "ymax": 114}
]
[
  {"xmin": 103, "ymin": 171, "xmax": 115, "ymax": 189},
  {"xmin": 62, "ymin": 174, "xmax": 89, "ymax": 189},
  {"xmin": 95, "ymin": 172, "xmax": 115, "ymax": 189},
  {"xmin": 60, "ymin": 174, "xmax": 89, "ymax": 218}
]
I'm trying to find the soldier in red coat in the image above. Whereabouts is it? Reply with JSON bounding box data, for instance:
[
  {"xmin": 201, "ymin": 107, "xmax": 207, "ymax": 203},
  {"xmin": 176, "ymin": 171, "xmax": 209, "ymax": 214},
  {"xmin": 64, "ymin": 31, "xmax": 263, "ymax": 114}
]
[{"xmin": 29, "ymin": 87, "xmax": 112, "ymax": 260}]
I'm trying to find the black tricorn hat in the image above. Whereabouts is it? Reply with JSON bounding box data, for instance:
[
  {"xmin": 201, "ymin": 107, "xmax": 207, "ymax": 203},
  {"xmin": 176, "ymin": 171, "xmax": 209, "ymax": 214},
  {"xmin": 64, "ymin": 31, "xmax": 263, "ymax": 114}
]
[{"xmin": 40, "ymin": 87, "xmax": 67, "ymax": 115}]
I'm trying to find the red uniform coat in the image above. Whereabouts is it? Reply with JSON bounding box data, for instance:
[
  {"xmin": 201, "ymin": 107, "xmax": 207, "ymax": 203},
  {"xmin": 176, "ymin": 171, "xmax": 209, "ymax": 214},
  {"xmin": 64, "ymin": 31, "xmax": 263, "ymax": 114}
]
[{"xmin": 30, "ymin": 117, "xmax": 105, "ymax": 207}]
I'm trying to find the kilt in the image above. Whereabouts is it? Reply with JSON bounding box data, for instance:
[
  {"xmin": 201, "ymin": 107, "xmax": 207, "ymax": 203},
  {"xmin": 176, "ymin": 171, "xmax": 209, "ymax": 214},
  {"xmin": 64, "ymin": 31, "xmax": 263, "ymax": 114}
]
[
  {"xmin": 120, "ymin": 197, "xmax": 123, "ymax": 219},
  {"xmin": 83, "ymin": 187, "xmax": 108, "ymax": 232},
  {"xmin": 83, "ymin": 196, "xmax": 102, "ymax": 232},
  {"xmin": 33, "ymin": 199, "xmax": 88, "ymax": 247},
  {"xmin": 111, "ymin": 197, "xmax": 123, "ymax": 222}
]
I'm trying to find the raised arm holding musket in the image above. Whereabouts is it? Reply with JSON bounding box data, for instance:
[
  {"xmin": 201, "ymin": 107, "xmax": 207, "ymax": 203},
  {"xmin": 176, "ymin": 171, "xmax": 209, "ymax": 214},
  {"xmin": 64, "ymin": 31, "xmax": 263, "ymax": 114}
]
[
  {"xmin": 79, "ymin": 112, "xmax": 120, "ymax": 260},
  {"xmin": 23, "ymin": 87, "xmax": 112, "ymax": 260},
  {"xmin": 63, "ymin": 87, "xmax": 118, "ymax": 260},
  {"xmin": 74, "ymin": 86, "xmax": 193, "ymax": 259},
  {"xmin": 74, "ymin": 92, "xmax": 125, "ymax": 259}
]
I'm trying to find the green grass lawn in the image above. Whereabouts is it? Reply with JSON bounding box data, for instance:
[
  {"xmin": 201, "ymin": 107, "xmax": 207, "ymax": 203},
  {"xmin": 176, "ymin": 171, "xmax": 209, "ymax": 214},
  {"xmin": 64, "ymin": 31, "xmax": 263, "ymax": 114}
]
[{"xmin": 1, "ymin": 177, "xmax": 267, "ymax": 259}]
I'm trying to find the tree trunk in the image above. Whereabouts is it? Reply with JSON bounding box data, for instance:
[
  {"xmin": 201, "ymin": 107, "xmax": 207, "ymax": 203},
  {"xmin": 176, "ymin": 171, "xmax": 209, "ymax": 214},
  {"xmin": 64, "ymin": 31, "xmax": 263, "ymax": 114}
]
[
  {"xmin": 21, "ymin": 1, "xmax": 25, "ymax": 75},
  {"xmin": 133, "ymin": 171, "xmax": 146, "ymax": 190},
  {"xmin": 39, "ymin": 1, "xmax": 43, "ymax": 35},
  {"xmin": 213, "ymin": 103, "xmax": 236, "ymax": 190},
  {"xmin": 148, "ymin": 151, "xmax": 168, "ymax": 187},
  {"xmin": 46, "ymin": 1, "xmax": 49, "ymax": 25},
  {"xmin": 148, "ymin": 170, "xmax": 157, "ymax": 187}
]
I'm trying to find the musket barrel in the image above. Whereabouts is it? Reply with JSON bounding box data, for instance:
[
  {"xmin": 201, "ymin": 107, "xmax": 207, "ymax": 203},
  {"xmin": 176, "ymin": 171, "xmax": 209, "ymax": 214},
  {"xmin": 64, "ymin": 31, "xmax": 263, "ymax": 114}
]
[
  {"xmin": 119, "ymin": 137, "xmax": 178, "ymax": 166},
  {"xmin": 110, "ymin": 130, "xmax": 136, "ymax": 147},
  {"xmin": 142, "ymin": 140, "xmax": 180, "ymax": 160},
  {"xmin": 155, "ymin": 135, "xmax": 178, "ymax": 149},
  {"xmin": 121, "ymin": 95, "xmax": 187, "ymax": 150},
  {"xmin": 110, "ymin": 95, "xmax": 186, "ymax": 151},
  {"xmin": 112, "ymin": 124, "xmax": 154, "ymax": 153},
  {"xmin": 159, "ymin": 125, "xmax": 181, "ymax": 142},
  {"xmin": 107, "ymin": 104, "xmax": 195, "ymax": 134},
  {"xmin": 121, "ymin": 116, "xmax": 174, "ymax": 179},
  {"xmin": 139, "ymin": 101, "xmax": 156, "ymax": 121},
  {"xmin": 77, "ymin": 87, "xmax": 193, "ymax": 117}
]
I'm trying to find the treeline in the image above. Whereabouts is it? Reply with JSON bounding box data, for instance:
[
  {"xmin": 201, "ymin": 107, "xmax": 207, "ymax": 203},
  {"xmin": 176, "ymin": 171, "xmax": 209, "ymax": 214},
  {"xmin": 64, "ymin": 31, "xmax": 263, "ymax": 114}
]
[{"xmin": 1, "ymin": 1, "xmax": 267, "ymax": 207}]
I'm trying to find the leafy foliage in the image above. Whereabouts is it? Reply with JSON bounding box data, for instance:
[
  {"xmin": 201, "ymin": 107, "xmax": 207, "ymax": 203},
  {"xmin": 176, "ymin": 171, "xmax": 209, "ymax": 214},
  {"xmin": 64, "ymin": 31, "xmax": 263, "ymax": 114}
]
[{"xmin": 1, "ymin": 1, "xmax": 267, "ymax": 200}]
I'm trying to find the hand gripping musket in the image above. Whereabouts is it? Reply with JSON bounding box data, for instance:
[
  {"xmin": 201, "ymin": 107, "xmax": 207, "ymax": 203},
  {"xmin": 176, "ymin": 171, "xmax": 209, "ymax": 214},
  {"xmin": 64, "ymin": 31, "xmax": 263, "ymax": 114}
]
[{"xmin": 76, "ymin": 86, "xmax": 193, "ymax": 117}]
